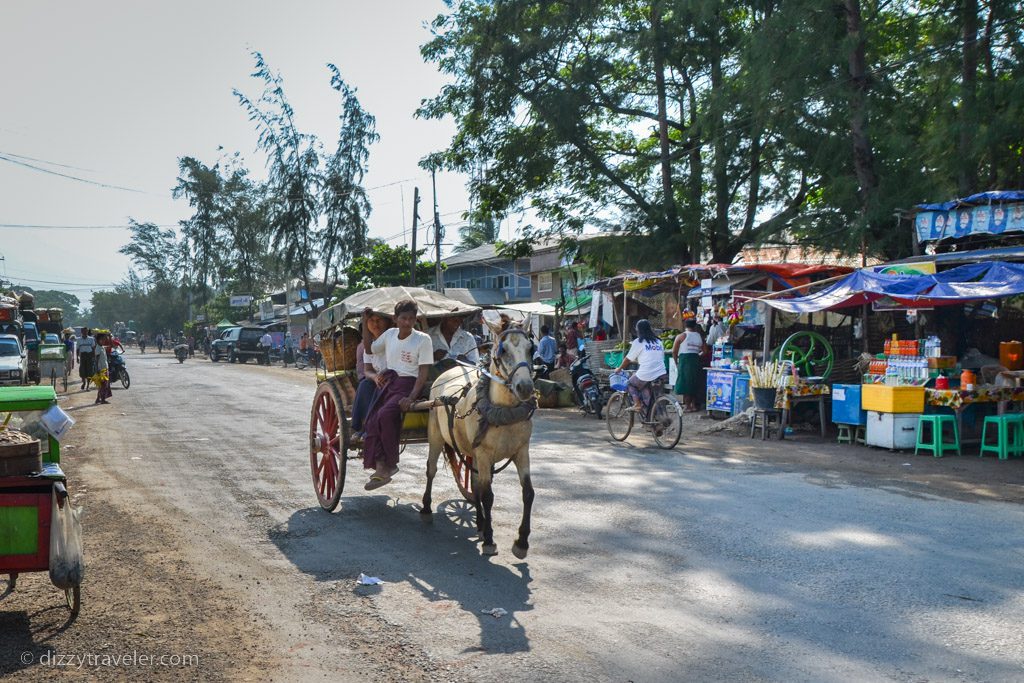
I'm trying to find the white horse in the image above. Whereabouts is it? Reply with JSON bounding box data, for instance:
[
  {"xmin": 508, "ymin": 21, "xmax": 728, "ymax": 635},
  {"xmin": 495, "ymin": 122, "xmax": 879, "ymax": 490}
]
[{"xmin": 422, "ymin": 313, "xmax": 536, "ymax": 557}]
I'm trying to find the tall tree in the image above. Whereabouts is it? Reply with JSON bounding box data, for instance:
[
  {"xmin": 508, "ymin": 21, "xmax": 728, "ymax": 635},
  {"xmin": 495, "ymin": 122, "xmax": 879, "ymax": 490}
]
[
  {"xmin": 235, "ymin": 52, "xmax": 322, "ymax": 309},
  {"xmin": 320, "ymin": 64, "xmax": 379, "ymax": 304},
  {"xmin": 173, "ymin": 156, "xmax": 226, "ymax": 307}
]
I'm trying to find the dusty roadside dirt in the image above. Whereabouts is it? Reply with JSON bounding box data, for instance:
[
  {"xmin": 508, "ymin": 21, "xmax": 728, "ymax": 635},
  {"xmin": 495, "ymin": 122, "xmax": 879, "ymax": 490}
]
[{"xmin": 0, "ymin": 389, "xmax": 272, "ymax": 681}]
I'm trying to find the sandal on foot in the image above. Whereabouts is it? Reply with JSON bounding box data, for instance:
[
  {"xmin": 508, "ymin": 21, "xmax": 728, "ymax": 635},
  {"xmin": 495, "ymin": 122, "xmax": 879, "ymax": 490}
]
[{"xmin": 364, "ymin": 475, "xmax": 392, "ymax": 491}]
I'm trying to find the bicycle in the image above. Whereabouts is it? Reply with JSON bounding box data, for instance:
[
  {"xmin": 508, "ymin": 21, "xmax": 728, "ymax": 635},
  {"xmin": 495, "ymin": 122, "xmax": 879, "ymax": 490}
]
[{"xmin": 605, "ymin": 372, "xmax": 683, "ymax": 449}]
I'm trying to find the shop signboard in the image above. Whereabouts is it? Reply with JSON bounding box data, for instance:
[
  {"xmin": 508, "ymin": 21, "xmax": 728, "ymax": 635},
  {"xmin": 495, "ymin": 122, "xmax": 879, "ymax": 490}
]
[
  {"xmin": 229, "ymin": 295, "xmax": 252, "ymax": 307},
  {"xmin": 915, "ymin": 202, "xmax": 1024, "ymax": 243},
  {"xmin": 706, "ymin": 370, "xmax": 734, "ymax": 413}
]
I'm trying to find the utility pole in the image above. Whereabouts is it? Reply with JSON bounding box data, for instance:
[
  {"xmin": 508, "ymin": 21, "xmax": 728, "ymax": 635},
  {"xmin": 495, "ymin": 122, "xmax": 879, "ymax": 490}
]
[
  {"xmin": 410, "ymin": 187, "xmax": 420, "ymax": 287},
  {"xmin": 432, "ymin": 169, "xmax": 443, "ymax": 292}
]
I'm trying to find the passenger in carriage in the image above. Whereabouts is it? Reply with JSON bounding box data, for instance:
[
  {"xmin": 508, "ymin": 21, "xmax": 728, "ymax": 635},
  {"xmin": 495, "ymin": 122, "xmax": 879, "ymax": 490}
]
[
  {"xmin": 351, "ymin": 310, "xmax": 392, "ymax": 436},
  {"xmin": 361, "ymin": 299, "xmax": 434, "ymax": 490},
  {"xmin": 428, "ymin": 314, "xmax": 479, "ymax": 364}
]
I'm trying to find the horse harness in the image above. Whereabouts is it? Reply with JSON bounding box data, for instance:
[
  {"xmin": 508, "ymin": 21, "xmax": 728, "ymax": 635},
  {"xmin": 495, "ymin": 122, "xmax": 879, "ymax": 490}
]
[{"xmin": 439, "ymin": 327, "xmax": 537, "ymax": 478}]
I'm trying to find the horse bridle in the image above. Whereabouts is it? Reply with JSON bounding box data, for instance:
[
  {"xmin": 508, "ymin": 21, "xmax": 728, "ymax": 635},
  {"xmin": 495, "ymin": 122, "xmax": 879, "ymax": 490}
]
[{"xmin": 491, "ymin": 327, "xmax": 535, "ymax": 387}]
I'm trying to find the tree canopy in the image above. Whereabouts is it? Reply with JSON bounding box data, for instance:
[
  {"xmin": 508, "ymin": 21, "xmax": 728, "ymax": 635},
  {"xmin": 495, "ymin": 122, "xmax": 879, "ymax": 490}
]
[{"xmin": 420, "ymin": 0, "xmax": 1024, "ymax": 262}]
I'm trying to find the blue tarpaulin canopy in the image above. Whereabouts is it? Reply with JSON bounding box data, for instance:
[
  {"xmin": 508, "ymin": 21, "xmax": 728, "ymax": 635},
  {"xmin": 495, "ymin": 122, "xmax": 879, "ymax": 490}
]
[{"xmin": 761, "ymin": 261, "xmax": 1024, "ymax": 313}]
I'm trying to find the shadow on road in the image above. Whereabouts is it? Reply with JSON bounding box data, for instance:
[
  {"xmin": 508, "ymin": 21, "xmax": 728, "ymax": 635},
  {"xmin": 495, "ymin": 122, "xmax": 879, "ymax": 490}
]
[{"xmin": 269, "ymin": 498, "xmax": 533, "ymax": 656}]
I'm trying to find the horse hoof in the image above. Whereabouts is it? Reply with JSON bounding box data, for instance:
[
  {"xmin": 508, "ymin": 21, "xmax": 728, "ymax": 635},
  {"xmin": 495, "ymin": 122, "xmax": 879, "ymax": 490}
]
[
  {"xmin": 482, "ymin": 544, "xmax": 498, "ymax": 556},
  {"xmin": 511, "ymin": 544, "xmax": 528, "ymax": 559}
]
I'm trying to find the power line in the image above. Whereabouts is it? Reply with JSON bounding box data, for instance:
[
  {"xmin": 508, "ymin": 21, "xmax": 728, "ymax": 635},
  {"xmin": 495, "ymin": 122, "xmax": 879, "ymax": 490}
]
[
  {"xmin": 0, "ymin": 150, "xmax": 98, "ymax": 173},
  {"xmin": 0, "ymin": 223, "xmax": 177, "ymax": 230},
  {"xmin": 0, "ymin": 152, "xmax": 153, "ymax": 194}
]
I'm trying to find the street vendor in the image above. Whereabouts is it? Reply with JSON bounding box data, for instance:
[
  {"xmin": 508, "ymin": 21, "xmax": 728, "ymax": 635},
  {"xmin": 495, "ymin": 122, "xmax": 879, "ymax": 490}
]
[
  {"xmin": 362, "ymin": 299, "xmax": 433, "ymax": 491},
  {"xmin": 672, "ymin": 319, "xmax": 705, "ymax": 413},
  {"xmin": 428, "ymin": 314, "xmax": 479, "ymax": 364}
]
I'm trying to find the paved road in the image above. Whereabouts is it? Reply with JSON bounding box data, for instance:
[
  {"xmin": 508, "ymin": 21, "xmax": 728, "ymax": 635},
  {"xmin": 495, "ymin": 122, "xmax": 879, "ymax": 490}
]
[{"xmin": 70, "ymin": 351, "xmax": 1024, "ymax": 681}]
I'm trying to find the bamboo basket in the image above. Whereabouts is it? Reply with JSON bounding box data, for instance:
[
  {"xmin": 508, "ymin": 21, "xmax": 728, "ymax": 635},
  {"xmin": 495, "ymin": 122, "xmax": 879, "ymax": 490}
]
[{"xmin": 321, "ymin": 327, "xmax": 360, "ymax": 372}]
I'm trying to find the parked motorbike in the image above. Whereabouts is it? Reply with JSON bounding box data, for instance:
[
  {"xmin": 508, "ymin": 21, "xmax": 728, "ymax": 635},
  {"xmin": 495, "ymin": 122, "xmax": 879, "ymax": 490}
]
[
  {"xmin": 108, "ymin": 349, "xmax": 131, "ymax": 389},
  {"xmin": 173, "ymin": 343, "xmax": 189, "ymax": 364},
  {"xmin": 570, "ymin": 348, "xmax": 603, "ymax": 418},
  {"xmin": 532, "ymin": 358, "xmax": 552, "ymax": 381}
]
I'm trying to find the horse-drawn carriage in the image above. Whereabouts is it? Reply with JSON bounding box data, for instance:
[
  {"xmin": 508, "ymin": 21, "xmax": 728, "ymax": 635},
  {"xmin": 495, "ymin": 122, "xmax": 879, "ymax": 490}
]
[{"xmin": 307, "ymin": 287, "xmax": 538, "ymax": 557}]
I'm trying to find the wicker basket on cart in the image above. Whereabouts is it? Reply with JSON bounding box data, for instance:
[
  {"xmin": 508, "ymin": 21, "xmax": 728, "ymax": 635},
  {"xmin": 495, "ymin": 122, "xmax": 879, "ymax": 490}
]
[
  {"xmin": 0, "ymin": 429, "xmax": 42, "ymax": 477},
  {"xmin": 320, "ymin": 327, "xmax": 360, "ymax": 372}
]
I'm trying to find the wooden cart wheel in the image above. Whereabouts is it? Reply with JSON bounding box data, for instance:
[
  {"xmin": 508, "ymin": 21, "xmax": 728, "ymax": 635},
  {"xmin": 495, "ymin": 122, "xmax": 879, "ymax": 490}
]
[
  {"xmin": 65, "ymin": 585, "xmax": 80, "ymax": 616},
  {"xmin": 445, "ymin": 446, "xmax": 474, "ymax": 502},
  {"xmin": 62, "ymin": 370, "xmax": 68, "ymax": 393},
  {"xmin": 309, "ymin": 380, "xmax": 348, "ymax": 512}
]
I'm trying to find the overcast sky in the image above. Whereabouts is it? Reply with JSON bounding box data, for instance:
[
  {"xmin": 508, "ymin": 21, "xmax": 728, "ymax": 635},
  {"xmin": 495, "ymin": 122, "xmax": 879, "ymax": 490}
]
[{"xmin": 0, "ymin": 0, "xmax": 493, "ymax": 307}]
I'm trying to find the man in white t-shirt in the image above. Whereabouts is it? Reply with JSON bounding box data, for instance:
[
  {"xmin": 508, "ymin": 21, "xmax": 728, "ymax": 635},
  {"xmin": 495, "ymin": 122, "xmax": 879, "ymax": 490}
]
[
  {"xmin": 363, "ymin": 300, "xmax": 434, "ymax": 491},
  {"xmin": 429, "ymin": 315, "xmax": 480, "ymax": 364}
]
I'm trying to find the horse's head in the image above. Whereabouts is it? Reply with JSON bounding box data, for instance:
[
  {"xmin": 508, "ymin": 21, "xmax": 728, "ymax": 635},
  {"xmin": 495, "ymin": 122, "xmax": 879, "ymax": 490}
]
[{"xmin": 483, "ymin": 311, "xmax": 536, "ymax": 402}]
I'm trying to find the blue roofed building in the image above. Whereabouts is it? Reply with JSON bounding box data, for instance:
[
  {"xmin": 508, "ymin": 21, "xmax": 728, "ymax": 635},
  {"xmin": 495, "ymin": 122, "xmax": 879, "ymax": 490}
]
[{"xmin": 441, "ymin": 244, "xmax": 532, "ymax": 306}]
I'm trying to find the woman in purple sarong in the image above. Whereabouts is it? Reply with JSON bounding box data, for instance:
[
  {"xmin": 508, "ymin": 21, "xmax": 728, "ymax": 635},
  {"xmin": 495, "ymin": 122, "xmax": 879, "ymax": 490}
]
[{"xmin": 361, "ymin": 299, "xmax": 433, "ymax": 490}]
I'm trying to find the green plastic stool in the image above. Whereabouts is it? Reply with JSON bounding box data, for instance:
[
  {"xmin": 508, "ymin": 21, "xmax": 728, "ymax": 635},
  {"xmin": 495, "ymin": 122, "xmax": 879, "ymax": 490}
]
[
  {"xmin": 837, "ymin": 424, "xmax": 854, "ymax": 444},
  {"xmin": 915, "ymin": 414, "xmax": 961, "ymax": 457},
  {"xmin": 979, "ymin": 415, "xmax": 1024, "ymax": 460}
]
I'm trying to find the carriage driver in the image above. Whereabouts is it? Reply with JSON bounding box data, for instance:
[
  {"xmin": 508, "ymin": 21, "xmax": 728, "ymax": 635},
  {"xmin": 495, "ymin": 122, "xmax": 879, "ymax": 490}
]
[
  {"xmin": 361, "ymin": 299, "xmax": 434, "ymax": 491},
  {"xmin": 428, "ymin": 314, "xmax": 479, "ymax": 365}
]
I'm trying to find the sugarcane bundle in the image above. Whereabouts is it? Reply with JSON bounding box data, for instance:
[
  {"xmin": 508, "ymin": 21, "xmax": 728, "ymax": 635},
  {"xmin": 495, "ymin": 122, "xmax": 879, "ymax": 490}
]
[{"xmin": 748, "ymin": 359, "xmax": 787, "ymax": 388}]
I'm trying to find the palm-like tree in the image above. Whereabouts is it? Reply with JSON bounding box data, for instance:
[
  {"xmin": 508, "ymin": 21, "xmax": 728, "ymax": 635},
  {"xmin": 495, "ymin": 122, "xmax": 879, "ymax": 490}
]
[{"xmin": 455, "ymin": 217, "xmax": 499, "ymax": 252}]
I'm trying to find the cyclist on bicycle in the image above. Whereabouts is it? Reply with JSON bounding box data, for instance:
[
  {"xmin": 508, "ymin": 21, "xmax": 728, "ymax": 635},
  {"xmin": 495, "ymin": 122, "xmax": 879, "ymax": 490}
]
[{"xmin": 613, "ymin": 319, "xmax": 667, "ymax": 411}]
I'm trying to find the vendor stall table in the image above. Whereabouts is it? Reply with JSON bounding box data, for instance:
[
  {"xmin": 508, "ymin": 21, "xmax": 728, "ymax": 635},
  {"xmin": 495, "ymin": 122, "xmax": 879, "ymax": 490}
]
[
  {"xmin": 777, "ymin": 383, "xmax": 831, "ymax": 438},
  {"xmin": 925, "ymin": 386, "xmax": 1024, "ymax": 443}
]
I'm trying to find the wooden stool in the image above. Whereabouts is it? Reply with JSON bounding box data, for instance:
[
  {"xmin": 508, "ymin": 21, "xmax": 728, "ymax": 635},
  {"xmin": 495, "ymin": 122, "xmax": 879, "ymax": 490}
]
[{"xmin": 750, "ymin": 409, "xmax": 784, "ymax": 440}]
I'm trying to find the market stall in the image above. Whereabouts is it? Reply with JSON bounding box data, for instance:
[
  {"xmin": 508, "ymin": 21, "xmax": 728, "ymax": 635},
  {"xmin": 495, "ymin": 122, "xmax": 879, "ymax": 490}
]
[{"xmin": 761, "ymin": 259, "xmax": 1024, "ymax": 451}]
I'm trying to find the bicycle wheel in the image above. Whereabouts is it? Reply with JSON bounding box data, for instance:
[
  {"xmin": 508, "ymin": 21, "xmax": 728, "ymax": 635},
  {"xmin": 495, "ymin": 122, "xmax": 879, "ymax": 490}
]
[
  {"xmin": 605, "ymin": 392, "xmax": 634, "ymax": 441},
  {"xmin": 652, "ymin": 396, "xmax": 683, "ymax": 449}
]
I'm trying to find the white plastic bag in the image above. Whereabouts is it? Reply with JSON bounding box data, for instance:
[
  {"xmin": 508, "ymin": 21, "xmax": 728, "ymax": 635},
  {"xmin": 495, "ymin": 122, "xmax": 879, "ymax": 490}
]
[{"xmin": 49, "ymin": 492, "xmax": 84, "ymax": 590}]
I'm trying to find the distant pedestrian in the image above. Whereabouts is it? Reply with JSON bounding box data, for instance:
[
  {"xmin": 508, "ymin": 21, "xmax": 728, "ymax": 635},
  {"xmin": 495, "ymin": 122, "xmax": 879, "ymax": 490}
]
[
  {"xmin": 92, "ymin": 331, "xmax": 112, "ymax": 404},
  {"xmin": 77, "ymin": 327, "xmax": 95, "ymax": 390},
  {"xmin": 187, "ymin": 334, "xmax": 195, "ymax": 358}
]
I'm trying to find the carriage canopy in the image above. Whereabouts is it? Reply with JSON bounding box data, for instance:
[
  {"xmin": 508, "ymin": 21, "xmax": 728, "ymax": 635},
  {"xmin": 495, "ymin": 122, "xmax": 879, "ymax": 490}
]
[{"xmin": 310, "ymin": 287, "xmax": 480, "ymax": 337}]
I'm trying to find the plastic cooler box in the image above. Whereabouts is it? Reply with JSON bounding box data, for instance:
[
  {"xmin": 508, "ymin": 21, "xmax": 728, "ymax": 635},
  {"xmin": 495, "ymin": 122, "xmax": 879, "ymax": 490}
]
[
  {"xmin": 831, "ymin": 384, "xmax": 866, "ymax": 425},
  {"xmin": 860, "ymin": 385, "xmax": 925, "ymax": 413}
]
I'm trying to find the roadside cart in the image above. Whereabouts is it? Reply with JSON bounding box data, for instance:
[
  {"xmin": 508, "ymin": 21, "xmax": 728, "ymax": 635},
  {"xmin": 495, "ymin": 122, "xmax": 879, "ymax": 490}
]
[
  {"xmin": 308, "ymin": 287, "xmax": 481, "ymax": 511},
  {"xmin": 38, "ymin": 343, "xmax": 69, "ymax": 392},
  {"xmin": 0, "ymin": 385, "xmax": 80, "ymax": 615}
]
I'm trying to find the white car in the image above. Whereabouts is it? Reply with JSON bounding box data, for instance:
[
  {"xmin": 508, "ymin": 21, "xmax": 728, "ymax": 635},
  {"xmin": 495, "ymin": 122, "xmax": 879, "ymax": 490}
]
[{"xmin": 0, "ymin": 334, "xmax": 27, "ymax": 386}]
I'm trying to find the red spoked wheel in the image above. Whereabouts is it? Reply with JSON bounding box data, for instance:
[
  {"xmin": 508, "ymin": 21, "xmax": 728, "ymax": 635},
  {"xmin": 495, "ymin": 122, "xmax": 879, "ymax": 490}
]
[
  {"xmin": 309, "ymin": 380, "xmax": 348, "ymax": 511},
  {"xmin": 445, "ymin": 445, "xmax": 474, "ymax": 502}
]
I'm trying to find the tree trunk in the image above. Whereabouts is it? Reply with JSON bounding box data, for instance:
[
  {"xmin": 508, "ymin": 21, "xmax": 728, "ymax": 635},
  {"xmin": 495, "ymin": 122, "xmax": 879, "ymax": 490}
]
[
  {"xmin": 843, "ymin": 0, "xmax": 878, "ymax": 215},
  {"xmin": 650, "ymin": 3, "xmax": 685, "ymax": 260},
  {"xmin": 958, "ymin": 0, "xmax": 979, "ymax": 195},
  {"xmin": 709, "ymin": 15, "xmax": 730, "ymax": 260}
]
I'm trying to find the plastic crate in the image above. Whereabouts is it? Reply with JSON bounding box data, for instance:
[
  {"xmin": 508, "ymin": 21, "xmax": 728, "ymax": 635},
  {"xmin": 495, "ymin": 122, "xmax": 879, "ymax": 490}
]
[
  {"xmin": 831, "ymin": 384, "xmax": 866, "ymax": 425},
  {"xmin": 861, "ymin": 384, "xmax": 925, "ymax": 413}
]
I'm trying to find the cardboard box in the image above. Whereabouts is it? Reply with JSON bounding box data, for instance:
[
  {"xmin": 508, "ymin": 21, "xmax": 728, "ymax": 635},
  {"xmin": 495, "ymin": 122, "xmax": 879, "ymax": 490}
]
[
  {"xmin": 861, "ymin": 384, "xmax": 925, "ymax": 413},
  {"xmin": 928, "ymin": 356, "xmax": 956, "ymax": 369}
]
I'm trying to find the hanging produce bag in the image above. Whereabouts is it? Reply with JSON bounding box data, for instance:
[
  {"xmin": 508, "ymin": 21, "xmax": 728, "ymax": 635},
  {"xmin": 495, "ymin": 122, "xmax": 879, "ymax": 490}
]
[{"xmin": 48, "ymin": 492, "xmax": 84, "ymax": 590}]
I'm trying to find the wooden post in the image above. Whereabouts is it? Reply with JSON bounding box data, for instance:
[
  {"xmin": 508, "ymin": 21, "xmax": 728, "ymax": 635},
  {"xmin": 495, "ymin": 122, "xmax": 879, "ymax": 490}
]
[
  {"xmin": 409, "ymin": 187, "xmax": 420, "ymax": 286},
  {"xmin": 761, "ymin": 279, "xmax": 774, "ymax": 363},
  {"xmin": 622, "ymin": 285, "xmax": 629, "ymax": 343}
]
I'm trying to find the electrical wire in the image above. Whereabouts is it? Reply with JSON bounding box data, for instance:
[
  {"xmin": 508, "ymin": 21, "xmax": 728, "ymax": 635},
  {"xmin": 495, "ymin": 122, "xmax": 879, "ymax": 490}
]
[{"xmin": 0, "ymin": 152, "xmax": 153, "ymax": 194}]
